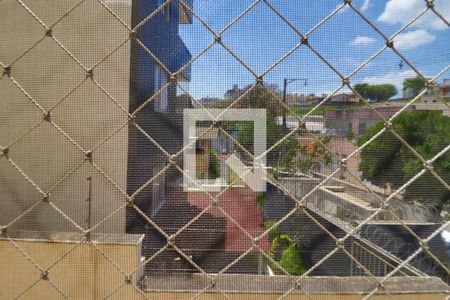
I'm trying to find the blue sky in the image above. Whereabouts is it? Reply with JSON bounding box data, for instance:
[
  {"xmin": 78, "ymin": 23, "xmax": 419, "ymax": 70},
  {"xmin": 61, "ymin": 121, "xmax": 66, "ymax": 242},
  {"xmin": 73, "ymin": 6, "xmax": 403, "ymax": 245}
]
[{"xmin": 179, "ymin": 0, "xmax": 450, "ymax": 99}]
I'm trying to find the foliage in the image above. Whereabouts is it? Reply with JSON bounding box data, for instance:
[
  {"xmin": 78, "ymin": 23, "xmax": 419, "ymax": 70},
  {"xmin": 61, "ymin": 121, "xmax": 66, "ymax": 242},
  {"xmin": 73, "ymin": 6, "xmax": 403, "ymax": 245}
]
[
  {"xmin": 264, "ymin": 220, "xmax": 279, "ymax": 241},
  {"xmin": 271, "ymin": 234, "xmax": 293, "ymax": 253},
  {"xmin": 403, "ymin": 76, "xmax": 426, "ymax": 97},
  {"xmin": 279, "ymin": 244, "xmax": 306, "ymax": 276},
  {"xmin": 224, "ymin": 83, "xmax": 332, "ymax": 175},
  {"xmin": 208, "ymin": 148, "xmax": 220, "ymax": 179},
  {"xmin": 346, "ymin": 130, "xmax": 355, "ymax": 141},
  {"xmin": 280, "ymin": 135, "xmax": 332, "ymax": 174},
  {"xmin": 226, "ymin": 84, "xmax": 282, "ymax": 117},
  {"xmin": 256, "ymin": 192, "xmax": 267, "ymax": 208},
  {"xmin": 230, "ymin": 117, "xmax": 288, "ymax": 166},
  {"xmin": 357, "ymin": 110, "xmax": 450, "ymax": 208},
  {"xmin": 271, "ymin": 234, "xmax": 305, "ymax": 276},
  {"xmin": 232, "ymin": 121, "xmax": 254, "ymax": 154},
  {"xmin": 354, "ymin": 83, "xmax": 397, "ymax": 102}
]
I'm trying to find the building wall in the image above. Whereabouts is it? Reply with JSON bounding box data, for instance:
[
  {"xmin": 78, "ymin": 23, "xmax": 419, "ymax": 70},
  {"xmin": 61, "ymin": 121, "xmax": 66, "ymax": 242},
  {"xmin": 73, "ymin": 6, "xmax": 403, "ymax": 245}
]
[
  {"xmin": 324, "ymin": 106, "xmax": 414, "ymax": 137},
  {"xmin": 0, "ymin": 1, "xmax": 132, "ymax": 233},
  {"xmin": 0, "ymin": 231, "xmax": 143, "ymax": 300},
  {"xmin": 0, "ymin": 232, "xmax": 446, "ymax": 300},
  {"xmin": 126, "ymin": 0, "xmax": 192, "ymax": 230},
  {"xmin": 439, "ymin": 79, "xmax": 450, "ymax": 98}
]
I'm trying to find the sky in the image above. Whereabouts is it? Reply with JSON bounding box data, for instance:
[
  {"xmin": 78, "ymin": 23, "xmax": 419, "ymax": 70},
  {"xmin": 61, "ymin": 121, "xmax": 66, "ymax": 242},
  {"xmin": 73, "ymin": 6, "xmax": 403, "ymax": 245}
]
[{"xmin": 178, "ymin": 0, "xmax": 450, "ymax": 99}]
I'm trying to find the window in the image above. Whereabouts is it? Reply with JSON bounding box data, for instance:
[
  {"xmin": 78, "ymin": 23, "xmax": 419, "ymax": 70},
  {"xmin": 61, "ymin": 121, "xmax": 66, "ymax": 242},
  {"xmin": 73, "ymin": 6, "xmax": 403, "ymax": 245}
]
[
  {"xmin": 164, "ymin": 2, "xmax": 171, "ymax": 22},
  {"xmin": 157, "ymin": 0, "xmax": 171, "ymax": 22},
  {"xmin": 154, "ymin": 65, "xmax": 168, "ymax": 112}
]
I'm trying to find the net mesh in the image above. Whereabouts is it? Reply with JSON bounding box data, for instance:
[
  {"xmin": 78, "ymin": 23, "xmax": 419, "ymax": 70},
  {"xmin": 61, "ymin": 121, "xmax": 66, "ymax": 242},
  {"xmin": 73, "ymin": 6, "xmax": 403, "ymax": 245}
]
[{"xmin": 0, "ymin": 0, "xmax": 449, "ymax": 299}]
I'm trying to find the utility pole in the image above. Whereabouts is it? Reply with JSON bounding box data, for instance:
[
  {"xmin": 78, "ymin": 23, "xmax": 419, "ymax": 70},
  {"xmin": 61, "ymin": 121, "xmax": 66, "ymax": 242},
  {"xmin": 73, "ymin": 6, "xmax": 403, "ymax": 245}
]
[{"xmin": 282, "ymin": 78, "xmax": 307, "ymax": 129}]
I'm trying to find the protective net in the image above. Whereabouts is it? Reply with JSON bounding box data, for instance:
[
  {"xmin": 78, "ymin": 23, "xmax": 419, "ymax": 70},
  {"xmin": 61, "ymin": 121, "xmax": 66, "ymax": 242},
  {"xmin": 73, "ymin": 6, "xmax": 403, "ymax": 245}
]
[{"xmin": 0, "ymin": 0, "xmax": 449, "ymax": 299}]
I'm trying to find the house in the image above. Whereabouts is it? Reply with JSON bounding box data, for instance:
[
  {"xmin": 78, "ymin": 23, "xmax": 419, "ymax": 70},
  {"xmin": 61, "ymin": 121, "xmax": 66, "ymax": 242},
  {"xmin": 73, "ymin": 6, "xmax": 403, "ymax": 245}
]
[
  {"xmin": 276, "ymin": 115, "xmax": 326, "ymax": 134},
  {"xmin": 440, "ymin": 79, "xmax": 450, "ymax": 98},
  {"xmin": 324, "ymin": 105, "xmax": 415, "ymax": 137},
  {"xmin": 126, "ymin": 1, "xmax": 268, "ymax": 274},
  {"xmin": 403, "ymin": 78, "xmax": 450, "ymax": 102},
  {"xmin": 224, "ymin": 84, "xmax": 246, "ymax": 100},
  {"xmin": 329, "ymin": 93, "xmax": 360, "ymax": 104},
  {"xmin": 125, "ymin": 0, "xmax": 232, "ymax": 274},
  {"xmin": 199, "ymin": 97, "xmax": 223, "ymax": 108},
  {"xmin": 0, "ymin": 0, "xmax": 266, "ymax": 275}
]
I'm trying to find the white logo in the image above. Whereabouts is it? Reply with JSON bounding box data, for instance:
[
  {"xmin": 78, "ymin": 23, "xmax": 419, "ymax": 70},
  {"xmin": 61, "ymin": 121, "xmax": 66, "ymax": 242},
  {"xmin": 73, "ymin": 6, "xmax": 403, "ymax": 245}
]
[{"xmin": 183, "ymin": 109, "xmax": 266, "ymax": 192}]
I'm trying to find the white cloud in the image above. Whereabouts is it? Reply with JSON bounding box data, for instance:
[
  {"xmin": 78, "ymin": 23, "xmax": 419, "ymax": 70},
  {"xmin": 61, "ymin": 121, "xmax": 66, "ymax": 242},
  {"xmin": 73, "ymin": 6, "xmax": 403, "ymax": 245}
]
[
  {"xmin": 378, "ymin": 0, "xmax": 450, "ymax": 31},
  {"xmin": 361, "ymin": 0, "xmax": 371, "ymax": 12},
  {"xmin": 362, "ymin": 70, "xmax": 416, "ymax": 92},
  {"xmin": 351, "ymin": 36, "xmax": 376, "ymax": 46},
  {"xmin": 393, "ymin": 29, "xmax": 436, "ymax": 50},
  {"xmin": 335, "ymin": 2, "xmax": 350, "ymax": 14}
]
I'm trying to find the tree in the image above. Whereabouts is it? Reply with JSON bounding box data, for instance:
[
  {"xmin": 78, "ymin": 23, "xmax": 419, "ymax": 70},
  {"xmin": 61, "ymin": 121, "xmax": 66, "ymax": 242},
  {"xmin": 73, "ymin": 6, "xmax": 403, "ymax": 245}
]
[
  {"xmin": 357, "ymin": 110, "xmax": 450, "ymax": 208},
  {"xmin": 237, "ymin": 84, "xmax": 282, "ymax": 117},
  {"xmin": 208, "ymin": 148, "xmax": 220, "ymax": 179},
  {"xmin": 403, "ymin": 76, "xmax": 426, "ymax": 97},
  {"xmin": 279, "ymin": 135, "xmax": 332, "ymax": 174},
  {"xmin": 270, "ymin": 233, "xmax": 306, "ymax": 275},
  {"xmin": 354, "ymin": 83, "xmax": 397, "ymax": 102},
  {"xmin": 354, "ymin": 83, "xmax": 371, "ymax": 100},
  {"xmin": 225, "ymin": 83, "xmax": 332, "ymax": 174},
  {"xmin": 346, "ymin": 130, "xmax": 355, "ymax": 141}
]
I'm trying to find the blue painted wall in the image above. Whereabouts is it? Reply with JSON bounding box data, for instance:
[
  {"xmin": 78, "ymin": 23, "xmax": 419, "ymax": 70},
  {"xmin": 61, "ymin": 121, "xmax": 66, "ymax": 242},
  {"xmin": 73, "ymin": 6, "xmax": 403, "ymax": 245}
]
[{"xmin": 138, "ymin": 0, "xmax": 192, "ymax": 103}]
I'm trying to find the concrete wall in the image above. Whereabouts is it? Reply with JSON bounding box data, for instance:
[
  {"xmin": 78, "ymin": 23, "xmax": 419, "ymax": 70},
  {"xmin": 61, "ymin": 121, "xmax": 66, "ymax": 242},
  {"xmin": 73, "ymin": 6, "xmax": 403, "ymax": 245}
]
[
  {"xmin": 0, "ymin": 1, "xmax": 132, "ymax": 232},
  {"xmin": 1, "ymin": 231, "xmax": 447, "ymax": 300},
  {"xmin": 142, "ymin": 274, "xmax": 449, "ymax": 299},
  {"xmin": 0, "ymin": 231, "xmax": 144, "ymax": 300}
]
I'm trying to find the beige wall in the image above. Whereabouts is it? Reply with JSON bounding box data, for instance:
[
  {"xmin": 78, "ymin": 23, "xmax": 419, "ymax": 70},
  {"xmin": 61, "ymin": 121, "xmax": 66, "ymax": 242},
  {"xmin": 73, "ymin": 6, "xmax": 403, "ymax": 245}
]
[
  {"xmin": 143, "ymin": 274, "xmax": 449, "ymax": 300},
  {"xmin": 147, "ymin": 292, "xmax": 447, "ymax": 299},
  {"xmin": 0, "ymin": 232, "xmax": 145, "ymax": 300},
  {"xmin": 0, "ymin": 233, "xmax": 448, "ymax": 300},
  {"xmin": 0, "ymin": 1, "xmax": 132, "ymax": 233}
]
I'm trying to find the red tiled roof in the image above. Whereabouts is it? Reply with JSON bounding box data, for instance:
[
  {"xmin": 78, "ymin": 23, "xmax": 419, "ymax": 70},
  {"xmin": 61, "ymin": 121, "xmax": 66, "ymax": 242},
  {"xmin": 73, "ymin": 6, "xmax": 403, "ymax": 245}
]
[{"xmin": 188, "ymin": 187, "xmax": 270, "ymax": 253}]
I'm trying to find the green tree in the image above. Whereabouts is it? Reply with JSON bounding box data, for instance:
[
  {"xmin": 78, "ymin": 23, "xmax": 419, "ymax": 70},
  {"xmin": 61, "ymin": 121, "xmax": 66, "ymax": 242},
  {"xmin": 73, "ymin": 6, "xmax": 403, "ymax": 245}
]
[
  {"xmin": 357, "ymin": 110, "xmax": 450, "ymax": 208},
  {"xmin": 271, "ymin": 234, "xmax": 306, "ymax": 276},
  {"xmin": 354, "ymin": 83, "xmax": 397, "ymax": 102},
  {"xmin": 403, "ymin": 76, "xmax": 426, "ymax": 97},
  {"xmin": 354, "ymin": 83, "xmax": 371, "ymax": 100},
  {"xmin": 280, "ymin": 135, "xmax": 332, "ymax": 174},
  {"xmin": 209, "ymin": 148, "xmax": 220, "ymax": 179},
  {"xmin": 346, "ymin": 130, "xmax": 355, "ymax": 141},
  {"xmin": 279, "ymin": 244, "xmax": 305, "ymax": 276},
  {"xmin": 225, "ymin": 83, "xmax": 332, "ymax": 174}
]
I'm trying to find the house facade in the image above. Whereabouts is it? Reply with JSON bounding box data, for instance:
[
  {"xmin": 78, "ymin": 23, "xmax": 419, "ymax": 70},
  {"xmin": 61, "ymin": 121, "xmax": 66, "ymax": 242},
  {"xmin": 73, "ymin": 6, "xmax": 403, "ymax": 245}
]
[
  {"xmin": 126, "ymin": 1, "xmax": 268, "ymax": 275},
  {"xmin": 328, "ymin": 93, "xmax": 360, "ymax": 104},
  {"xmin": 0, "ymin": 0, "xmax": 196, "ymax": 234},
  {"xmin": 403, "ymin": 78, "xmax": 450, "ymax": 102},
  {"xmin": 127, "ymin": 0, "xmax": 194, "ymax": 221},
  {"xmin": 324, "ymin": 105, "xmax": 415, "ymax": 137}
]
